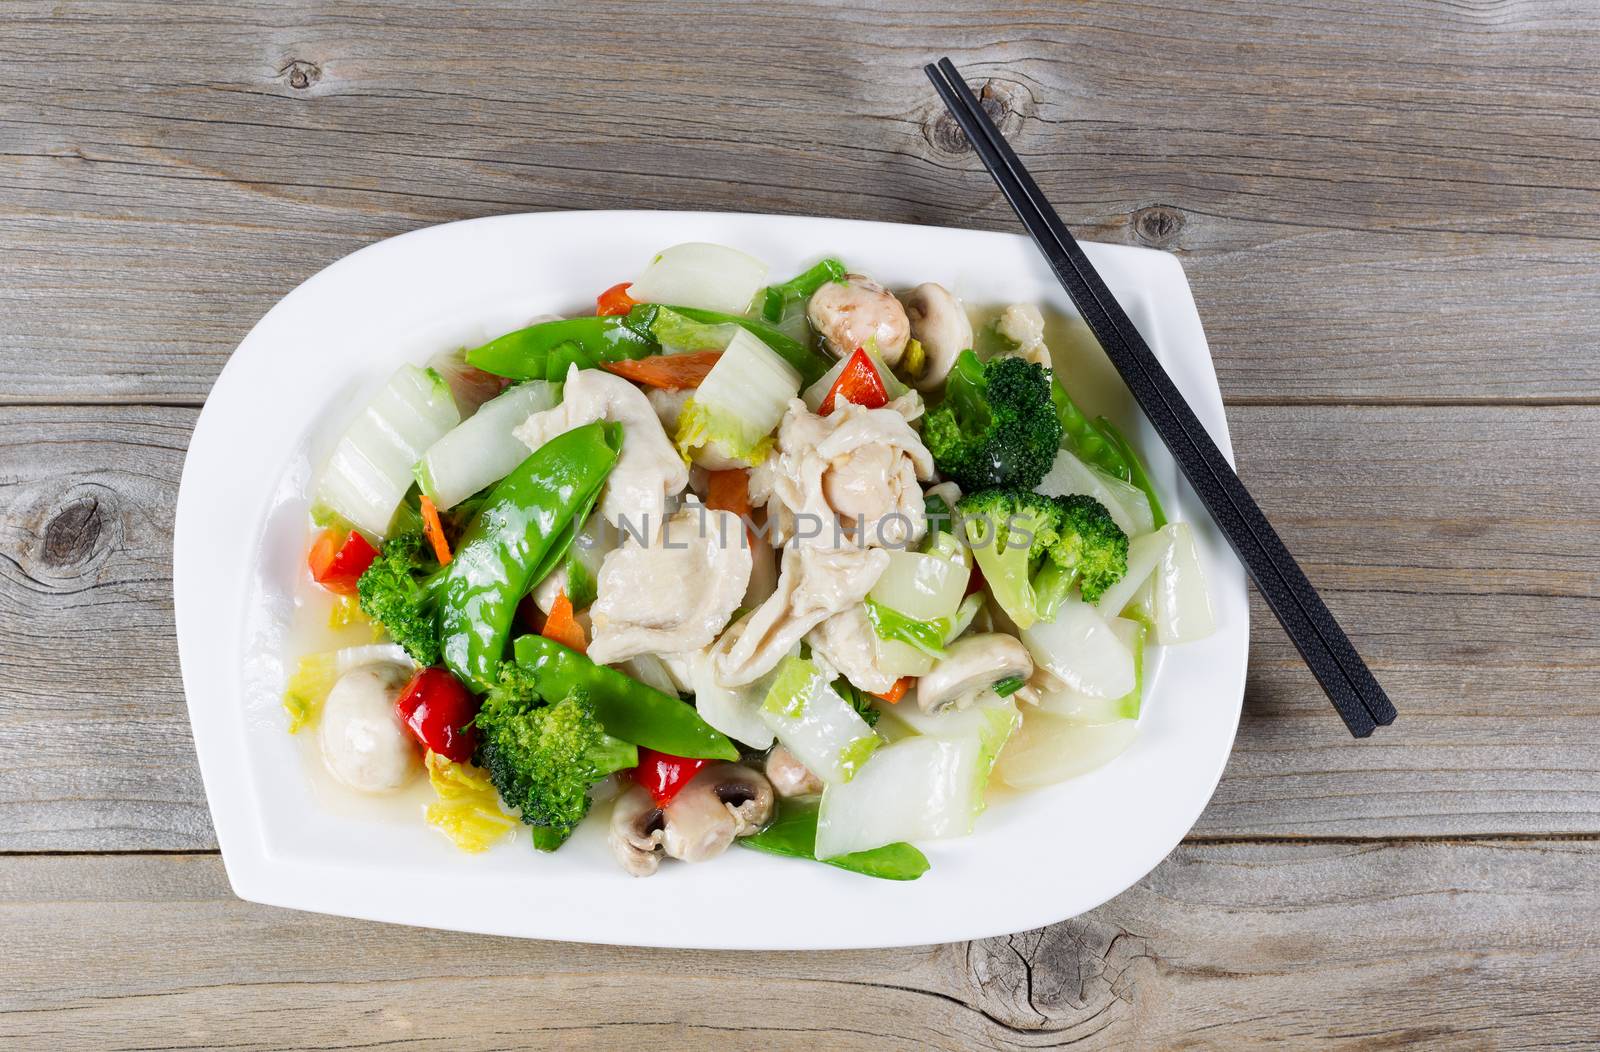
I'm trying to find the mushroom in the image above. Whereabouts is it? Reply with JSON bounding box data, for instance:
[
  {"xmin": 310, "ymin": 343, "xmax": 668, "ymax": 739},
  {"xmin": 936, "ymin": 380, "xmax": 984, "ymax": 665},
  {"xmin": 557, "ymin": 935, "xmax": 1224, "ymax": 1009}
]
[
  {"xmin": 607, "ymin": 763, "xmax": 775, "ymax": 876},
  {"xmin": 916, "ymin": 633, "xmax": 1035, "ymax": 714},
  {"xmin": 807, "ymin": 273, "xmax": 910, "ymax": 366},
  {"xmin": 765, "ymin": 745, "xmax": 824, "ymax": 798},
  {"xmin": 903, "ymin": 282, "xmax": 974, "ymax": 391},
  {"xmin": 318, "ymin": 663, "xmax": 421, "ymax": 793}
]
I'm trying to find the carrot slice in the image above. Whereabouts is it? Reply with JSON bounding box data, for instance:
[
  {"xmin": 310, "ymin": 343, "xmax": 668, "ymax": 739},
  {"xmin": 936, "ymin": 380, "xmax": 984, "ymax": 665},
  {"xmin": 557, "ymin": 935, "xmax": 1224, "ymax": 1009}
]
[
  {"xmin": 705, "ymin": 468, "xmax": 751, "ymax": 518},
  {"xmin": 872, "ymin": 677, "xmax": 911, "ymax": 704},
  {"xmin": 419, "ymin": 495, "xmax": 452, "ymax": 566},
  {"xmin": 541, "ymin": 591, "xmax": 588, "ymax": 654},
  {"xmin": 600, "ymin": 351, "xmax": 722, "ymax": 390}
]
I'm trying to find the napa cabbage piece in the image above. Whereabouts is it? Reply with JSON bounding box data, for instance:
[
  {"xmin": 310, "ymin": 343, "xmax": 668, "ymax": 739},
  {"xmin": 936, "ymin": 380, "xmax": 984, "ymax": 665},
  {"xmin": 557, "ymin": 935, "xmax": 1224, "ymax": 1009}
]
[
  {"xmin": 1152, "ymin": 521, "xmax": 1214, "ymax": 644},
  {"xmin": 650, "ymin": 307, "xmax": 740, "ymax": 353},
  {"xmin": 868, "ymin": 550, "xmax": 969, "ymax": 622},
  {"xmin": 1034, "ymin": 618, "xmax": 1147, "ymax": 721},
  {"xmin": 313, "ymin": 364, "xmax": 461, "ymax": 538},
  {"xmin": 1019, "ymin": 597, "xmax": 1135, "ymax": 699},
  {"xmin": 1037, "ymin": 447, "xmax": 1154, "ymax": 538},
  {"xmin": 994, "ymin": 712, "xmax": 1140, "ymax": 790},
  {"xmin": 280, "ymin": 644, "xmax": 413, "ymax": 733},
  {"xmin": 423, "ymin": 751, "xmax": 518, "ymax": 853},
  {"xmin": 877, "ymin": 694, "xmax": 1020, "ymax": 789},
  {"xmin": 760, "ymin": 656, "xmax": 880, "ymax": 785},
  {"xmin": 690, "ymin": 649, "xmax": 775, "ymax": 749},
  {"xmin": 627, "ymin": 242, "xmax": 769, "ymax": 315},
  {"xmin": 674, "ymin": 328, "xmax": 802, "ymax": 465},
  {"xmin": 814, "ymin": 735, "xmax": 983, "ymax": 859},
  {"xmin": 414, "ymin": 381, "xmax": 561, "ymax": 510}
]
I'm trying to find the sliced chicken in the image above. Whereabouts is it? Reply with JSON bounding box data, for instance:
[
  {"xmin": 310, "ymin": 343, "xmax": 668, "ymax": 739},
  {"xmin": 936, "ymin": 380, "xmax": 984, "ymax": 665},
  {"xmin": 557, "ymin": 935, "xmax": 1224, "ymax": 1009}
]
[
  {"xmin": 768, "ymin": 398, "xmax": 934, "ymax": 549},
  {"xmin": 712, "ymin": 543, "xmax": 889, "ymax": 686},
  {"xmin": 587, "ymin": 505, "xmax": 752, "ymax": 665},
  {"xmin": 513, "ymin": 364, "xmax": 688, "ymax": 534},
  {"xmin": 805, "ymin": 603, "xmax": 900, "ymax": 695}
]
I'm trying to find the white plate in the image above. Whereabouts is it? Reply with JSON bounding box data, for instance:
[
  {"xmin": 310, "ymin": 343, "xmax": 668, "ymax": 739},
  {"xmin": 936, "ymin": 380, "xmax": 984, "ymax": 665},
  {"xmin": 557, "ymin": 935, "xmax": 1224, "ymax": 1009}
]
[{"xmin": 175, "ymin": 210, "xmax": 1248, "ymax": 950}]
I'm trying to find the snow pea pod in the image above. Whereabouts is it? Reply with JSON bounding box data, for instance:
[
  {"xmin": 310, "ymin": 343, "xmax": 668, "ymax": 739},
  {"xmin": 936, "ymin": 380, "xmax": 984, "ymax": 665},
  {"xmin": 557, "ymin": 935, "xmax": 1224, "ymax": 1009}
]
[
  {"xmin": 466, "ymin": 313, "xmax": 657, "ymax": 379},
  {"xmin": 760, "ymin": 258, "xmax": 846, "ymax": 323},
  {"xmin": 1093, "ymin": 416, "xmax": 1166, "ymax": 528},
  {"xmin": 511, "ymin": 634, "xmax": 739, "ymax": 761},
  {"xmin": 739, "ymin": 798, "xmax": 929, "ymax": 881},
  {"xmin": 1049, "ymin": 380, "xmax": 1166, "ymax": 526},
  {"xmin": 437, "ymin": 421, "xmax": 622, "ymax": 690}
]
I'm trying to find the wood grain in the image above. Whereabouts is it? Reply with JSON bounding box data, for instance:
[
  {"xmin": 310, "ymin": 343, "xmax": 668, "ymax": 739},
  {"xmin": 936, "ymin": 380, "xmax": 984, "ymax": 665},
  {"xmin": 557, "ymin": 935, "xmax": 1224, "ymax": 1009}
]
[
  {"xmin": 1, "ymin": 403, "xmax": 1593, "ymax": 850},
  {"xmin": 3, "ymin": 843, "xmax": 1596, "ymax": 1050},
  {"xmin": 3, "ymin": 1, "xmax": 1599, "ymax": 402}
]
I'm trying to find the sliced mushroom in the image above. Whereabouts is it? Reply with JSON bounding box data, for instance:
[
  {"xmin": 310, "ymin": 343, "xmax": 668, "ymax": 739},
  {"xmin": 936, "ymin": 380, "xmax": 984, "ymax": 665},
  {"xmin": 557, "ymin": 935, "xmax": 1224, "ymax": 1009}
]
[
  {"xmin": 916, "ymin": 633, "xmax": 1035, "ymax": 713},
  {"xmin": 903, "ymin": 282, "xmax": 974, "ymax": 391},
  {"xmin": 765, "ymin": 745, "xmax": 824, "ymax": 798},
  {"xmin": 807, "ymin": 273, "xmax": 910, "ymax": 365},
  {"xmin": 607, "ymin": 764, "xmax": 775, "ymax": 876}
]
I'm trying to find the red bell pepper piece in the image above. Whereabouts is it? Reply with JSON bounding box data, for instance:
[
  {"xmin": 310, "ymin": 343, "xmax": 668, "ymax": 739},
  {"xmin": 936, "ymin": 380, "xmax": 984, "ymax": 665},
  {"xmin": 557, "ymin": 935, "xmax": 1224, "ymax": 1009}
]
[
  {"xmin": 817, "ymin": 347, "xmax": 889, "ymax": 415},
  {"xmin": 395, "ymin": 667, "xmax": 479, "ymax": 763},
  {"xmin": 307, "ymin": 528, "xmax": 378, "ymax": 595},
  {"xmin": 633, "ymin": 748, "xmax": 708, "ymax": 806},
  {"xmin": 595, "ymin": 282, "xmax": 638, "ymax": 317}
]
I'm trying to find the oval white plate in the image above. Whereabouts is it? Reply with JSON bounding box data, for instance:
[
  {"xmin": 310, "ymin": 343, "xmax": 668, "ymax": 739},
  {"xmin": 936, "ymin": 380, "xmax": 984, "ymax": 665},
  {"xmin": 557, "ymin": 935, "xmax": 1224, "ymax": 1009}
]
[{"xmin": 175, "ymin": 210, "xmax": 1247, "ymax": 949}]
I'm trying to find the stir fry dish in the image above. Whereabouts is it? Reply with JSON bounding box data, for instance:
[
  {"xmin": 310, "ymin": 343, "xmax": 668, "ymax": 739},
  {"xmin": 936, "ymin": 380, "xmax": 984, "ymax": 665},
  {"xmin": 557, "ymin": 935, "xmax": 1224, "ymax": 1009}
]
[{"xmin": 284, "ymin": 242, "xmax": 1216, "ymax": 879}]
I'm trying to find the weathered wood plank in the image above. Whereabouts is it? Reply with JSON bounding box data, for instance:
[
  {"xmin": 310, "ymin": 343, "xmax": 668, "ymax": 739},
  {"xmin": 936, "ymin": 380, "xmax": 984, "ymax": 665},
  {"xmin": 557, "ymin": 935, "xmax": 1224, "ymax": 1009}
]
[
  {"xmin": 2, "ymin": 842, "xmax": 1595, "ymax": 1049},
  {"xmin": 3, "ymin": 1, "xmax": 1599, "ymax": 402},
  {"xmin": 0, "ymin": 403, "xmax": 1594, "ymax": 849}
]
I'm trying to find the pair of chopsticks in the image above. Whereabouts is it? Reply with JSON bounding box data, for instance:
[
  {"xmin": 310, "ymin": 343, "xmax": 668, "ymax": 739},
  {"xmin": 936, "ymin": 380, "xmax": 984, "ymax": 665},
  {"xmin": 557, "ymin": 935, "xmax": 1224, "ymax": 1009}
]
[{"xmin": 925, "ymin": 58, "xmax": 1395, "ymax": 737}]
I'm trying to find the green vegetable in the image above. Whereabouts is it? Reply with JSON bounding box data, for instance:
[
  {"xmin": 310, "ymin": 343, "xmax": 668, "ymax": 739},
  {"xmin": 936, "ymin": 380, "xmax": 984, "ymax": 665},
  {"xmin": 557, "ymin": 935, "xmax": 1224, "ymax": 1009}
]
[
  {"xmin": 1093, "ymin": 417, "xmax": 1166, "ymax": 528},
  {"xmin": 1048, "ymin": 379, "xmax": 1166, "ymax": 528},
  {"xmin": 863, "ymin": 598, "xmax": 950, "ymax": 660},
  {"xmin": 511, "ymin": 634, "xmax": 739, "ymax": 760},
  {"xmin": 957, "ymin": 488, "xmax": 1128, "ymax": 628},
  {"xmin": 356, "ymin": 531, "xmax": 442, "ymax": 666},
  {"xmin": 992, "ymin": 675, "xmax": 1026, "ymax": 698},
  {"xmin": 528, "ymin": 484, "xmax": 604, "ymax": 611},
  {"xmin": 832, "ymin": 676, "xmax": 880, "ymax": 728},
  {"xmin": 474, "ymin": 669, "xmax": 638, "ymax": 851},
  {"xmin": 760, "ymin": 258, "xmax": 845, "ymax": 322},
  {"xmin": 738, "ymin": 798, "xmax": 929, "ymax": 881},
  {"xmin": 924, "ymin": 351, "xmax": 1062, "ymax": 491},
  {"xmin": 464, "ymin": 313, "xmax": 656, "ymax": 379},
  {"xmin": 436, "ymin": 422, "xmax": 621, "ymax": 690},
  {"xmin": 651, "ymin": 306, "xmax": 739, "ymax": 352}
]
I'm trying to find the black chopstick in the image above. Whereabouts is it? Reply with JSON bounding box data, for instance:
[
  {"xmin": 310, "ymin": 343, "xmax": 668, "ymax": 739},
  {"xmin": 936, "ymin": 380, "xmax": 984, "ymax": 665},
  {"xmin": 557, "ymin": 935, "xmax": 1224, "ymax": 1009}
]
[{"xmin": 925, "ymin": 58, "xmax": 1395, "ymax": 737}]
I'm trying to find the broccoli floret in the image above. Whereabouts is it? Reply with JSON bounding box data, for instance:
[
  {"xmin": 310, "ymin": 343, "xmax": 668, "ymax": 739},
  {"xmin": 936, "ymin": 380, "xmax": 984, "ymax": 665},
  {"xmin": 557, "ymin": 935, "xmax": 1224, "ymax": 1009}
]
[
  {"xmin": 474, "ymin": 665, "xmax": 638, "ymax": 851},
  {"xmin": 957, "ymin": 488, "xmax": 1128, "ymax": 627},
  {"xmin": 355, "ymin": 531, "xmax": 442, "ymax": 666},
  {"xmin": 924, "ymin": 351, "xmax": 1063, "ymax": 491}
]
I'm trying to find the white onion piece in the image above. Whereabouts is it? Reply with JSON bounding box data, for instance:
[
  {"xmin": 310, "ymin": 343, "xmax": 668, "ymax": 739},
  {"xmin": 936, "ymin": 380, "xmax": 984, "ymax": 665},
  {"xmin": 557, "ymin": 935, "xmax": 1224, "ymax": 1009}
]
[
  {"xmin": 414, "ymin": 381, "xmax": 560, "ymax": 509},
  {"xmin": 868, "ymin": 550, "xmax": 969, "ymax": 621},
  {"xmin": 1020, "ymin": 598, "xmax": 1134, "ymax": 699},
  {"xmin": 314, "ymin": 364, "xmax": 461, "ymax": 538},
  {"xmin": 994, "ymin": 711, "xmax": 1139, "ymax": 790},
  {"xmin": 1154, "ymin": 521, "xmax": 1215, "ymax": 645},
  {"xmin": 1037, "ymin": 448, "xmax": 1154, "ymax": 538},
  {"xmin": 815, "ymin": 736, "xmax": 982, "ymax": 859},
  {"xmin": 1092, "ymin": 528, "xmax": 1169, "ymax": 618},
  {"xmin": 759, "ymin": 659, "xmax": 879, "ymax": 786},
  {"xmin": 628, "ymin": 242, "xmax": 768, "ymax": 314},
  {"xmin": 690, "ymin": 650, "xmax": 774, "ymax": 749}
]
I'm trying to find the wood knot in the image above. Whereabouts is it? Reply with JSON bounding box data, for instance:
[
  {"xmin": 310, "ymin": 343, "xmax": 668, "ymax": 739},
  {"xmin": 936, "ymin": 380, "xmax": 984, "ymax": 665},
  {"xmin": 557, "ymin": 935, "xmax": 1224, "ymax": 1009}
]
[
  {"xmin": 1132, "ymin": 205, "xmax": 1185, "ymax": 249},
  {"xmin": 964, "ymin": 920, "xmax": 1156, "ymax": 1032},
  {"xmin": 280, "ymin": 59, "xmax": 321, "ymax": 91},
  {"xmin": 42, "ymin": 496, "xmax": 105, "ymax": 568},
  {"xmin": 922, "ymin": 77, "xmax": 1033, "ymax": 156}
]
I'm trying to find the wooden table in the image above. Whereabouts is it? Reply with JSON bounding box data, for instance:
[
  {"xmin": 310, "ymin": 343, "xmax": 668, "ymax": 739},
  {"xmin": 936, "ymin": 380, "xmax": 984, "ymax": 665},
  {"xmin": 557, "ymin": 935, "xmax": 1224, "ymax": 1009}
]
[{"xmin": 4, "ymin": 2, "xmax": 1597, "ymax": 1047}]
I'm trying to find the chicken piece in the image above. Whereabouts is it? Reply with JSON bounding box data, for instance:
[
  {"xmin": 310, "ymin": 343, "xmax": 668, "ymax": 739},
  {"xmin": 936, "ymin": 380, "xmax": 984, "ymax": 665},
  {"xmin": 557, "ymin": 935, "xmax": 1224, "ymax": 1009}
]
[
  {"xmin": 712, "ymin": 544, "xmax": 889, "ymax": 687},
  {"xmin": 768, "ymin": 398, "xmax": 934, "ymax": 549},
  {"xmin": 512, "ymin": 364, "xmax": 688, "ymax": 535},
  {"xmin": 586, "ymin": 505, "xmax": 752, "ymax": 665},
  {"xmin": 805, "ymin": 603, "xmax": 900, "ymax": 695}
]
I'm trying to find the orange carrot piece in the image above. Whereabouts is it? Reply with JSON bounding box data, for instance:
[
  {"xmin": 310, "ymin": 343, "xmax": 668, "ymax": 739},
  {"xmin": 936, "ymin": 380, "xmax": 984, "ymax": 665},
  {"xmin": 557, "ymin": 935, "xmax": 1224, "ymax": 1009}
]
[
  {"xmin": 872, "ymin": 677, "xmax": 911, "ymax": 705},
  {"xmin": 419, "ymin": 495, "xmax": 452, "ymax": 566},
  {"xmin": 541, "ymin": 591, "xmax": 588, "ymax": 654},
  {"xmin": 599, "ymin": 351, "xmax": 722, "ymax": 390},
  {"xmin": 705, "ymin": 468, "xmax": 752, "ymax": 517}
]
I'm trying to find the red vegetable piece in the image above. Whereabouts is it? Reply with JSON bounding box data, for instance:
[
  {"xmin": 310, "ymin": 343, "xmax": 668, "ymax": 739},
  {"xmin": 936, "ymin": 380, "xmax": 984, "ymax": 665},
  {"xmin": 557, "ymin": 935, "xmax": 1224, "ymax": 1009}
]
[
  {"xmin": 818, "ymin": 347, "xmax": 889, "ymax": 415},
  {"xmin": 308, "ymin": 529, "xmax": 378, "ymax": 595},
  {"xmin": 596, "ymin": 282, "xmax": 638, "ymax": 317},
  {"xmin": 395, "ymin": 667, "xmax": 480, "ymax": 762},
  {"xmin": 633, "ymin": 748, "xmax": 708, "ymax": 806}
]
